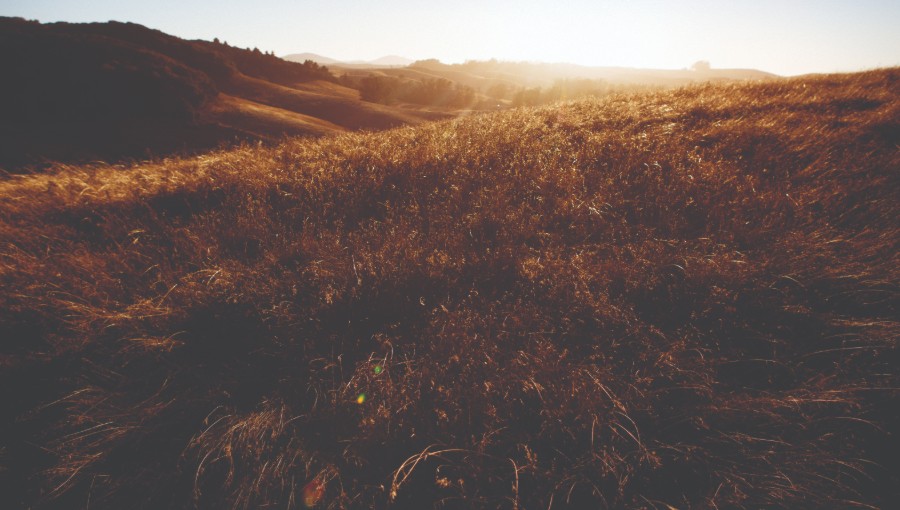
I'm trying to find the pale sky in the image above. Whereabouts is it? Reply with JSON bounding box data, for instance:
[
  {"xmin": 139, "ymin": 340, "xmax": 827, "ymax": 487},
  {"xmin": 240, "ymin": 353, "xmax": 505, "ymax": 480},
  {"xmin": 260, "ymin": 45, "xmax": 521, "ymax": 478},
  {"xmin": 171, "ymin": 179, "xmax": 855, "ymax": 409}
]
[{"xmin": 2, "ymin": 0, "xmax": 899, "ymax": 75}]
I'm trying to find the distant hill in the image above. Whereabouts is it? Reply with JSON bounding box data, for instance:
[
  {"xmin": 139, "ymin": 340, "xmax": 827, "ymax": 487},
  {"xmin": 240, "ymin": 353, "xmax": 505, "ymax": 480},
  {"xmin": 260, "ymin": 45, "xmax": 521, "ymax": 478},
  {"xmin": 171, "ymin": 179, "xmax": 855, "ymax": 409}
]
[
  {"xmin": 402, "ymin": 59, "xmax": 778, "ymax": 88},
  {"xmin": 284, "ymin": 53, "xmax": 414, "ymax": 68},
  {"xmin": 0, "ymin": 18, "xmax": 444, "ymax": 171},
  {"xmin": 285, "ymin": 54, "xmax": 415, "ymax": 68},
  {"xmin": 334, "ymin": 58, "xmax": 780, "ymax": 110},
  {"xmin": 367, "ymin": 55, "xmax": 414, "ymax": 66},
  {"xmin": 282, "ymin": 52, "xmax": 342, "ymax": 65}
]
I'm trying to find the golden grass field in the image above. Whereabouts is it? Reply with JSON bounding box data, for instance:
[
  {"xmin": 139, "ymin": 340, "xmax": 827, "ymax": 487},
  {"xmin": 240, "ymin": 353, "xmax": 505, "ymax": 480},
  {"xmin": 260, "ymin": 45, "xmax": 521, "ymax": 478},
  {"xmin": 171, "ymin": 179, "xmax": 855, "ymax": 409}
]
[{"xmin": 1, "ymin": 69, "xmax": 898, "ymax": 509}]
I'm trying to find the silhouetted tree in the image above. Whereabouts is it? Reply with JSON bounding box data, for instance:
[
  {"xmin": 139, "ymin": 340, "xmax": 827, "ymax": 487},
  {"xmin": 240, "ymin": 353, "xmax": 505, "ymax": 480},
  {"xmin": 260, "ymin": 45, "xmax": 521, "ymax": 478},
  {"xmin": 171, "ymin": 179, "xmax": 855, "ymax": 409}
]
[{"xmin": 359, "ymin": 76, "xmax": 396, "ymax": 103}]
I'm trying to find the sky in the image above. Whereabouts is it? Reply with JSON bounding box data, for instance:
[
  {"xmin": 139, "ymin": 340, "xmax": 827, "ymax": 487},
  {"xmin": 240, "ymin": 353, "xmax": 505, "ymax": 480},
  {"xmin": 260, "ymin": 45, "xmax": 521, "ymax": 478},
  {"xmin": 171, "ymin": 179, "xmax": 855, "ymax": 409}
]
[{"xmin": 2, "ymin": 0, "xmax": 899, "ymax": 76}]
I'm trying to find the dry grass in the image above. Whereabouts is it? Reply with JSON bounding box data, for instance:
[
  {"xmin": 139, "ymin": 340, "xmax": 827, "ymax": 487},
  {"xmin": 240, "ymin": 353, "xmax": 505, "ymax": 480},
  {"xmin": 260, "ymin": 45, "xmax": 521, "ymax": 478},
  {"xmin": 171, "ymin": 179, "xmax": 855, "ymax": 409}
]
[{"xmin": 1, "ymin": 69, "xmax": 898, "ymax": 509}]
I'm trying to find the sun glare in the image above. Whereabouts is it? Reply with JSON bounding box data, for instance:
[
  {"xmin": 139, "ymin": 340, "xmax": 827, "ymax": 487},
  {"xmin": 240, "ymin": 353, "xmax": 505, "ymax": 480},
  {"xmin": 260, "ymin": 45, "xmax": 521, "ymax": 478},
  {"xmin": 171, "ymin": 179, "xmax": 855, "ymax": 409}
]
[{"xmin": 4, "ymin": 0, "xmax": 898, "ymax": 74}]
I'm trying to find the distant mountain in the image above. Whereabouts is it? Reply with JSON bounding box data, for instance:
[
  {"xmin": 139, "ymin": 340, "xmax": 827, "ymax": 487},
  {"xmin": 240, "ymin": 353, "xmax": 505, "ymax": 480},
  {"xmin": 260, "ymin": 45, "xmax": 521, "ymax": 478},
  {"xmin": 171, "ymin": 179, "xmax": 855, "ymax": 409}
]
[
  {"xmin": 0, "ymin": 18, "xmax": 446, "ymax": 171},
  {"xmin": 282, "ymin": 52, "xmax": 342, "ymax": 65},
  {"xmin": 283, "ymin": 53, "xmax": 414, "ymax": 68}
]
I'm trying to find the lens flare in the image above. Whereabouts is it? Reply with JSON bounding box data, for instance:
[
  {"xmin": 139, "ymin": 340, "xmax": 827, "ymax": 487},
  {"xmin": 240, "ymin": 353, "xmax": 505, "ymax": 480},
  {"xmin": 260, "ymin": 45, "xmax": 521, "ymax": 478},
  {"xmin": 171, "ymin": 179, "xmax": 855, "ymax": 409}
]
[
  {"xmin": 356, "ymin": 393, "xmax": 366, "ymax": 404},
  {"xmin": 302, "ymin": 477, "xmax": 324, "ymax": 507},
  {"xmin": 374, "ymin": 365, "xmax": 383, "ymax": 375}
]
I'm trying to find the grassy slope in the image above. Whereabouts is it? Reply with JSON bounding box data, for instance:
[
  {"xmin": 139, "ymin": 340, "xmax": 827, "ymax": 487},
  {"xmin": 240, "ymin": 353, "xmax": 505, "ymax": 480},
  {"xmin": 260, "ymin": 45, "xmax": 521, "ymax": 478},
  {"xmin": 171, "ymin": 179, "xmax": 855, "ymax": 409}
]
[
  {"xmin": 222, "ymin": 75, "xmax": 449, "ymax": 130},
  {"xmin": 206, "ymin": 94, "xmax": 345, "ymax": 139},
  {"xmin": 1, "ymin": 69, "xmax": 898, "ymax": 509},
  {"xmin": 0, "ymin": 18, "xmax": 445, "ymax": 171}
]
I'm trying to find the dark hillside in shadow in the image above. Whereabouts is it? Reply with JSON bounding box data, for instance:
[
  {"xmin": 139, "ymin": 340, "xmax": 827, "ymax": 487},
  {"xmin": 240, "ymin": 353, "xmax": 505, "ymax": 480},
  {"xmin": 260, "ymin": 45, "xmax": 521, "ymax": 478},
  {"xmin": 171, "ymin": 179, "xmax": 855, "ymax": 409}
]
[{"xmin": 0, "ymin": 18, "xmax": 443, "ymax": 172}]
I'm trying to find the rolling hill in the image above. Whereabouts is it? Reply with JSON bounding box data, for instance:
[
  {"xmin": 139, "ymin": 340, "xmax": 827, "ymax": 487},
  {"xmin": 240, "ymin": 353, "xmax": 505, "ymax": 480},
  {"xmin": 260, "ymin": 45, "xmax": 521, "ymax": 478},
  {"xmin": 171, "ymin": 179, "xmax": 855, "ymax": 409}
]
[
  {"xmin": 283, "ymin": 54, "xmax": 414, "ymax": 67},
  {"xmin": 282, "ymin": 52, "xmax": 344, "ymax": 65},
  {"xmin": 334, "ymin": 58, "xmax": 780, "ymax": 110},
  {"xmin": 1, "ymin": 18, "xmax": 782, "ymax": 172},
  {"xmin": 429, "ymin": 59, "xmax": 779, "ymax": 87},
  {"xmin": 0, "ymin": 18, "xmax": 446, "ymax": 172},
  {"xmin": 1, "ymin": 68, "xmax": 897, "ymax": 509}
]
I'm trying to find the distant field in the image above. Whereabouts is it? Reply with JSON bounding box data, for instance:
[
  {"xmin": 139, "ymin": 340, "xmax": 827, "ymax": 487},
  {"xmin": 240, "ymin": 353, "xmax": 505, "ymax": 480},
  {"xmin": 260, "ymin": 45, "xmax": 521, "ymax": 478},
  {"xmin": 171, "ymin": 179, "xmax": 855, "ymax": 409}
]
[{"xmin": 1, "ymin": 69, "xmax": 898, "ymax": 509}]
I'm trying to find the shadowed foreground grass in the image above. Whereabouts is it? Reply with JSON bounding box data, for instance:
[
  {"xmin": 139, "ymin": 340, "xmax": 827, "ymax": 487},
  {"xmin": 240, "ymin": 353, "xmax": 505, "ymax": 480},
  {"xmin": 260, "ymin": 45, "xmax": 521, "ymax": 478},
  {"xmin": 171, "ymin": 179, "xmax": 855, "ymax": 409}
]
[{"xmin": 1, "ymin": 69, "xmax": 898, "ymax": 509}]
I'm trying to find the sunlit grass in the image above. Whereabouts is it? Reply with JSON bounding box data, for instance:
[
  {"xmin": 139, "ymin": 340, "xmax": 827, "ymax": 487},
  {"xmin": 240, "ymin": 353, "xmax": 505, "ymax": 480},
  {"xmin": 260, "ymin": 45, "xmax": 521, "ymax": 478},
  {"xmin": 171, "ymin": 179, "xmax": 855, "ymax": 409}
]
[{"xmin": 1, "ymin": 68, "xmax": 898, "ymax": 509}]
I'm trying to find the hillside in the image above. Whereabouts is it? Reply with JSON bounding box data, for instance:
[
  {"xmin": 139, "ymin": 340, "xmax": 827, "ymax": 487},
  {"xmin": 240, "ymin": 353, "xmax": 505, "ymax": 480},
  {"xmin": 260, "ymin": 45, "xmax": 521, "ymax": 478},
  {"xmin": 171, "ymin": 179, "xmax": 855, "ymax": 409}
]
[
  {"xmin": 283, "ymin": 52, "xmax": 344, "ymax": 65},
  {"xmin": 0, "ymin": 18, "xmax": 444, "ymax": 172},
  {"xmin": 1, "ymin": 69, "xmax": 898, "ymax": 509},
  {"xmin": 284, "ymin": 54, "xmax": 414, "ymax": 67},
  {"xmin": 335, "ymin": 58, "xmax": 777, "ymax": 105}
]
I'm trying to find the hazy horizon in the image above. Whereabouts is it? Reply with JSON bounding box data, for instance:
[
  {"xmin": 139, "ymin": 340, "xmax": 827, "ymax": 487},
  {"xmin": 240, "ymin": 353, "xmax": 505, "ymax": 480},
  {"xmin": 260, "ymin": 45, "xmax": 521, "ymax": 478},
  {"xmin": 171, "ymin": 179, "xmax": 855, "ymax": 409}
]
[{"xmin": 2, "ymin": 0, "xmax": 899, "ymax": 76}]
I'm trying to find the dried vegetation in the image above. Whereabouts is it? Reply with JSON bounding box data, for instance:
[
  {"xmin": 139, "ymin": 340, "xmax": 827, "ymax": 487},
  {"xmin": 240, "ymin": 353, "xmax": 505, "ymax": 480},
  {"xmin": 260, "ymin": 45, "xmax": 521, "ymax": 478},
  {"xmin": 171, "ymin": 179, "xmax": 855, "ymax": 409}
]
[{"xmin": 1, "ymin": 69, "xmax": 899, "ymax": 509}]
